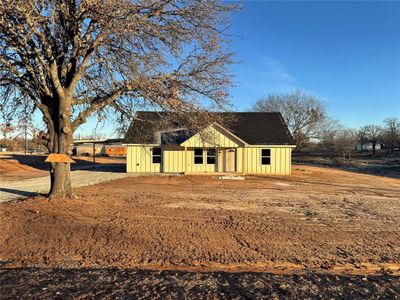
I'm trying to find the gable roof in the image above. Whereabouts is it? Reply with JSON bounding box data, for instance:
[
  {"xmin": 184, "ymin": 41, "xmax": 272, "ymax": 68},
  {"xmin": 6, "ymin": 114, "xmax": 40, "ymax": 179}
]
[
  {"xmin": 124, "ymin": 111, "xmax": 295, "ymax": 145},
  {"xmin": 180, "ymin": 123, "xmax": 245, "ymax": 148}
]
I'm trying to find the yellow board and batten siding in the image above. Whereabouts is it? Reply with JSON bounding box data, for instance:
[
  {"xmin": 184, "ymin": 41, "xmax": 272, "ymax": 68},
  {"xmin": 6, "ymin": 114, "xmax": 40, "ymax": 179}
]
[
  {"xmin": 236, "ymin": 146, "xmax": 293, "ymax": 175},
  {"xmin": 186, "ymin": 148, "xmax": 216, "ymax": 173},
  {"xmin": 126, "ymin": 124, "xmax": 294, "ymax": 175},
  {"xmin": 127, "ymin": 145, "xmax": 186, "ymax": 173},
  {"xmin": 126, "ymin": 145, "xmax": 161, "ymax": 173},
  {"xmin": 181, "ymin": 125, "xmax": 241, "ymax": 173},
  {"xmin": 180, "ymin": 124, "xmax": 241, "ymax": 148},
  {"xmin": 163, "ymin": 146, "xmax": 185, "ymax": 173}
]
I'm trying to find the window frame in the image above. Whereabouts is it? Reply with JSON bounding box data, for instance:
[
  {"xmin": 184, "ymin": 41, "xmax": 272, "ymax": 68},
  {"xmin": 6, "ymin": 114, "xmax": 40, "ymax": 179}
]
[
  {"xmin": 194, "ymin": 148, "xmax": 203, "ymax": 164},
  {"xmin": 152, "ymin": 147, "xmax": 162, "ymax": 164},
  {"xmin": 206, "ymin": 148, "xmax": 216, "ymax": 165},
  {"xmin": 261, "ymin": 148, "xmax": 271, "ymax": 165}
]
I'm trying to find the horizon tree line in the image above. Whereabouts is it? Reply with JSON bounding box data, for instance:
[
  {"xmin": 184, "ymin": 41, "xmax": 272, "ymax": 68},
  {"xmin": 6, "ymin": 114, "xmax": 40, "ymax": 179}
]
[{"xmin": 252, "ymin": 89, "xmax": 400, "ymax": 158}]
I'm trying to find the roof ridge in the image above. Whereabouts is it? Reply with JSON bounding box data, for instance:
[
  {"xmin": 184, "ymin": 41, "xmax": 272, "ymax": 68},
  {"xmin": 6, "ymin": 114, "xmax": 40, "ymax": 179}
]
[{"xmin": 126, "ymin": 110, "xmax": 295, "ymax": 145}]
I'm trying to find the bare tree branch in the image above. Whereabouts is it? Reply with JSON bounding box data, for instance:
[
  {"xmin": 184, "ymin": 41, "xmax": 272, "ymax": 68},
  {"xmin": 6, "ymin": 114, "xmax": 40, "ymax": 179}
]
[{"xmin": 0, "ymin": 0, "xmax": 237, "ymax": 197}]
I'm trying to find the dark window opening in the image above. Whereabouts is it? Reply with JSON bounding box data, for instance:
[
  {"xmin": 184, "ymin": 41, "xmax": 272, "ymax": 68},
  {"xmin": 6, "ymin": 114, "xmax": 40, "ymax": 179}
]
[
  {"xmin": 261, "ymin": 148, "xmax": 271, "ymax": 165},
  {"xmin": 194, "ymin": 148, "xmax": 203, "ymax": 164},
  {"xmin": 152, "ymin": 147, "xmax": 162, "ymax": 164},
  {"xmin": 261, "ymin": 149, "xmax": 270, "ymax": 156},
  {"xmin": 207, "ymin": 148, "xmax": 216, "ymax": 164}
]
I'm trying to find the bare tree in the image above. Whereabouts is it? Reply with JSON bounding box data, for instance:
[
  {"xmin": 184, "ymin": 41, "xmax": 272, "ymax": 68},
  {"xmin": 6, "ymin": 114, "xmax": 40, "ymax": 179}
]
[
  {"xmin": 252, "ymin": 89, "xmax": 327, "ymax": 150},
  {"xmin": 356, "ymin": 126, "xmax": 369, "ymax": 152},
  {"xmin": 321, "ymin": 125, "xmax": 356, "ymax": 160},
  {"xmin": 0, "ymin": 0, "xmax": 236, "ymax": 198},
  {"xmin": 364, "ymin": 125, "xmax": 382, "ymax": 155},
  {"xmin": 382, "ymin": 118, "xmax": 400, "ymax": 154}
]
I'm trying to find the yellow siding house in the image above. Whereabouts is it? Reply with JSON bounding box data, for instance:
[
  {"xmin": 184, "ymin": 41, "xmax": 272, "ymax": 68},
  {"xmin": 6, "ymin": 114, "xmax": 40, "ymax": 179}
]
[{"xmin": 124, "ymin": 112, "xmax": 296, "ymax": 175}]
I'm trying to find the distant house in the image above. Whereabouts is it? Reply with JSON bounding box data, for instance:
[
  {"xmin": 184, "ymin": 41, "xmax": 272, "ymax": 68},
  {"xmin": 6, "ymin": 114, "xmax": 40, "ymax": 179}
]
[
  {"xmin": 356, "ymin": 142, "xmax": 382, "ymax": 152},
  {"xmin": 124, "ymin": 111, "xmax": 296, "ymax": 175}
]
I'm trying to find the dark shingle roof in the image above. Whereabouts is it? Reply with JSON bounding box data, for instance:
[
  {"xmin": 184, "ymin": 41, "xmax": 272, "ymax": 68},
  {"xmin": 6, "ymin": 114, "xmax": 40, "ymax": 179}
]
[{"xmin": 124, "ymin": 111, "xmax": 294, "ymax": 145}]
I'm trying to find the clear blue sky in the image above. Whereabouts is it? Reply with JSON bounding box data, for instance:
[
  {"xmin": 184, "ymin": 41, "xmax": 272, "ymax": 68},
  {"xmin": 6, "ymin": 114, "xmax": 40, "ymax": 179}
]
[
  {"xmin": 75, "ymin": 0, "xmax": 400, "ymax": 138},
  {"xmin": 228, "ymin": 0, "xmax": 400, "ymax": 128}
]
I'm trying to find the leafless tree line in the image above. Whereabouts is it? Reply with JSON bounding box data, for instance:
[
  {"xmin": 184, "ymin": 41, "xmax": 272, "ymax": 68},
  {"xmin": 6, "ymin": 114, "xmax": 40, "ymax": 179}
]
[
  {"xmin": 320, "ymin": 119, "xmax": 400, "ymax": 159},
  {"xmin": 357, "ymin": 119, "xmax": 400, "ymax": 155},
  {"xmin": 252, "ymin": 89, "xmax": 399, "ymax": 159}
]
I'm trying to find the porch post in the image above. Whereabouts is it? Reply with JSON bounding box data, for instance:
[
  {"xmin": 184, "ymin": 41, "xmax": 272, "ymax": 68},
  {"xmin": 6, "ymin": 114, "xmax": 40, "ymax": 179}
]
[
  {"xmin": 184, "ymin": 146, "xmax": 187, "ymax": 174},
  {"xmin": 242, "ymin": 146, "xmax": 246, "ymax": 174}
]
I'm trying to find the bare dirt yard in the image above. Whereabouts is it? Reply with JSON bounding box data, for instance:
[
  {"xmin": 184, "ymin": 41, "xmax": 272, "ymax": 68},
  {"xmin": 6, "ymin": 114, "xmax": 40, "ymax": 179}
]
[
  {"xmin": 0, "ymin": 153, "xmax": 126, "ymax": 181},
  {"xmin": 0, "ymin": 154, "xmax": 128, "ymax": 202},
  {"xmin": 294, "ymin": 150, "xmax": 400, "ymax": 179},
  {"xmin": 1, "ymin": 164, "xmax": 400, "ymax": 297},
  {"xmin": 1, "ymin": 268, "xmax": 399, "ymax": 299},
  {"xmin": 0, "ymin": 153, "xmax": 48, "ymax": 181}
]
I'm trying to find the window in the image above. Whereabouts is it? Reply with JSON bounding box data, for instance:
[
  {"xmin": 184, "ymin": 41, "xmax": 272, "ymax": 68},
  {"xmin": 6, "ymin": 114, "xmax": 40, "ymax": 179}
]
[
  {"xmin": 194, "ymin": 148, "xmax": 203, "ymax": 164},
  {"xmin": 152, "ymin": 147, "xmax": 162, "ymax": 164},
  {"xmin": 207, "ymin": 148, "xmax": 216, "ymax": 164},
  {"xmin": 261, "ymin": 149, "xmax": 271, "ymax": 165}
]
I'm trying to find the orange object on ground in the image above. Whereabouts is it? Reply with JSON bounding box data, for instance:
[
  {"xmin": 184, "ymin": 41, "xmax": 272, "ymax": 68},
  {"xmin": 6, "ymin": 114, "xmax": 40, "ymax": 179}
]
[
  {"xmin": 105, "ymin": 146, "xmax": 126, "ymax": 156},
  {"xmin": 45, "ymin": 154, "xmax": 75, "ymax": 163}
]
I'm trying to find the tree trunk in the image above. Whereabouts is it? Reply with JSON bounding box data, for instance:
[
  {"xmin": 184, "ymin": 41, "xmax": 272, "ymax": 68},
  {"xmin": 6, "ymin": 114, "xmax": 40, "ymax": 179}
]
[
  {"xmin": 46, "ymin": 93, "xmax": 74, "ymax": 198},
  {"xmin": 49, "ymin": 162, "xmax": 72, "ymax": 198},
  {"xmin": 372, "ymin": 142, "xmax": 376, "ymax": 155}
]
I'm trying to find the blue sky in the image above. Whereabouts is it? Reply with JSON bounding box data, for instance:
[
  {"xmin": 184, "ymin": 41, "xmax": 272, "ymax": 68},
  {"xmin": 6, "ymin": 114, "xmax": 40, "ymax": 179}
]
[
  {"xmin": 75, "ymin": 0, "xmax": 400, "ymax": 137},
  {"xmin": 228, "ymin": 0, "xmax": 400, "ymax": 128}
]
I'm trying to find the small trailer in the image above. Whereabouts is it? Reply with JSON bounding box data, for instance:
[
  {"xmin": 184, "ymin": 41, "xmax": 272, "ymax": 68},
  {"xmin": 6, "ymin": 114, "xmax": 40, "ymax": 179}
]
[{"xmin": 105, "ymin": 145, "xmax": 126, "ymax": 156}]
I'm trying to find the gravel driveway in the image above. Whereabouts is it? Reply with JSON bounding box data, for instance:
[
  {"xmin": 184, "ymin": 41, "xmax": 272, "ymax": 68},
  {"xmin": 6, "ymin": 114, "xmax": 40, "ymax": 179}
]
[{"xmin": 0, "ymin": 165, "xmax": 132, "ymax": 203}]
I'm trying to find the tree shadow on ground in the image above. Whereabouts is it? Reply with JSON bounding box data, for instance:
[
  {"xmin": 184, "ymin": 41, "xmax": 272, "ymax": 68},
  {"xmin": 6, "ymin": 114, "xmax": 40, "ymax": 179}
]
[
  {"xmin": 0, "ymin": 188, "xmax": 43, "ymax": 198},
  {"xmin": 1, "ymin": 267, "xmax": 399, "ymax": 299},
  {"xmin": 1, "ymin": 154, "xmax": 126, "ymax": 173}
]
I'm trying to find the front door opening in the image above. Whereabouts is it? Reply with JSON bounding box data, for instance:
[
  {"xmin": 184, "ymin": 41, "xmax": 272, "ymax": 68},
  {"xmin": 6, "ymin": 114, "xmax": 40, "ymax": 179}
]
[{"xmin": 223, "ymin": 148, "xmax": 235, "ymax": 172}]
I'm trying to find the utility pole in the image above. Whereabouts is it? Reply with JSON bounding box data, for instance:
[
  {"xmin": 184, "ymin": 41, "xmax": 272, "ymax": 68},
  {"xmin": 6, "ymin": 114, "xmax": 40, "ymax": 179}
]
[
  {"xmin": 93, "ymin": 142, "xmax": 96, "ymax": 164},
  {"xmin": 24, "ymin": 123, "xmax": 27, "ymax": 154}
]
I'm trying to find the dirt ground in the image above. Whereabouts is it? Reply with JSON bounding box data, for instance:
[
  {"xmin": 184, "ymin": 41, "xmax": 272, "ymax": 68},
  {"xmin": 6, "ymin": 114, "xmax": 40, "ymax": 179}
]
[
  {"xmin": 1, "ymin": 165, "xmax": 399, "ymax": 276},
  {"xmin": 293, "ymin": 150, "xmax": 400, "ymax": 179},
  {"xmin": 0, "ymin": 153, "xmax": 125, "ymax": 181},
  {"xmin": 0, "ymin": 153, "xmax": 129, "ymax": 202},
  {"xmin": 1, "ymin": 268, "xmax": 399, "ymax": 299},
  {"xmin": 0, "ymin": 154, "xmax": 48, "ymax": 181}
]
